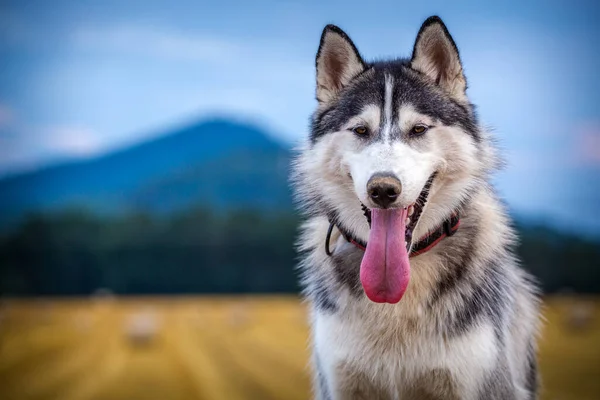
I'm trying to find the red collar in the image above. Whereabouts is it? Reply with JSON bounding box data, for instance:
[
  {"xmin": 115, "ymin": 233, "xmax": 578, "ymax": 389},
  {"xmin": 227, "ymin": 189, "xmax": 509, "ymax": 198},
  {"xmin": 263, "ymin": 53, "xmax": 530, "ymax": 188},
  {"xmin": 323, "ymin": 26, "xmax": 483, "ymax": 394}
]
[{"xmin": 325, "ymin": 212, "xmax": 460, "ymax": 257}]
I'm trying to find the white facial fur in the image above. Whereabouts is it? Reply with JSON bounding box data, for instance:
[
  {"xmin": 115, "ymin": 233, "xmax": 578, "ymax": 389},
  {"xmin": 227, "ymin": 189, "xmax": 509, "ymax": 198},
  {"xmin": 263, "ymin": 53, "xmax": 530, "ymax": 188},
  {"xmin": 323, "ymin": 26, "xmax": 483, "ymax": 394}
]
[
  {"xmin": 345, "ymin": 140, "xmax": 440, "ymax": 209},
  {"xmin": 342, "ymin": 102, "xmax": 444, "ymax": 210}
]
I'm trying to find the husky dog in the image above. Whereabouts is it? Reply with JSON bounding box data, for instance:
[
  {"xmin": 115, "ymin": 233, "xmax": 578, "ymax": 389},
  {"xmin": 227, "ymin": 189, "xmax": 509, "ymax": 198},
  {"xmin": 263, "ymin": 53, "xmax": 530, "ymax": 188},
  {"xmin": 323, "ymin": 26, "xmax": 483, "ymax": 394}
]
[{"xmin": 292, "ymin": 16, "xmax": 540, "ymax": 400}]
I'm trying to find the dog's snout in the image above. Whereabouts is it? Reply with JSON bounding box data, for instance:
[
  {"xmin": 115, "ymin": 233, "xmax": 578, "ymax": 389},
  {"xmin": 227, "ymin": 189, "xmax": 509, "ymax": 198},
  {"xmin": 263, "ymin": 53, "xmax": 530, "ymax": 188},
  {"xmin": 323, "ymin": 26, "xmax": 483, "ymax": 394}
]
[{"xmin": 367, "ymin": 173, "xmax": 402, "ymax": 209}]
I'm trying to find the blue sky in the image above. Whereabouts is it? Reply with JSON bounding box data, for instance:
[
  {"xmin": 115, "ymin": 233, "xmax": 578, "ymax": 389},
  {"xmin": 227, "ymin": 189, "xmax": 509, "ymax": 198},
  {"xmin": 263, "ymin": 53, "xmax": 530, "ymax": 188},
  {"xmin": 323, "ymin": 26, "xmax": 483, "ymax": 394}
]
[{"xmin": 0, "ymin": 0, "xmax": 599, "ymax": 234}]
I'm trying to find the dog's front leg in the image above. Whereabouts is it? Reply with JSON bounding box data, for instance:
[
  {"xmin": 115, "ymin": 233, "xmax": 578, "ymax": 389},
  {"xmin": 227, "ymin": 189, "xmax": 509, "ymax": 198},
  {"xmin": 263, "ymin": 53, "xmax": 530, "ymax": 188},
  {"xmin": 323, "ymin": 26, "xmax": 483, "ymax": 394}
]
[
  {"xmin": 312, "ymin": 352, "xmax": 390, "ymax": 400},
  {"xmin": 330, "ymin": 361, "xmax": 391, "ymax": 400}
]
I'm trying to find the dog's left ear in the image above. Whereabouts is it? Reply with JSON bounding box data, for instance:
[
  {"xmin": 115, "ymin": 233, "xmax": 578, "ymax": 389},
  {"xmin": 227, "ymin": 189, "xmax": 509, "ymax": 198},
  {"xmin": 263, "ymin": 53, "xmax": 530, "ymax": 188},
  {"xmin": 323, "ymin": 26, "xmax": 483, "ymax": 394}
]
[{"xmin": 411, "ymin": 16, "xmax": 467, "ymax": 100}]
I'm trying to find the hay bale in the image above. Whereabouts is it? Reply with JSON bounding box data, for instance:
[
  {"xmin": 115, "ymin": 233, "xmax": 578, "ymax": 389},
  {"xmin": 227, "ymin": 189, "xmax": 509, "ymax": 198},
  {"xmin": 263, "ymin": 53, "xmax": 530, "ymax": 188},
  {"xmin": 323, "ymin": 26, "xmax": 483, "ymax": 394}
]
[
  {"xmin": 91, "ymin": 288, "xmax": 116, "ymax": 303},
  {"xmin": 228, "ymin": 302, "xmax": 251, "ymax": 328},
  {"xmin": 565, "ymin": 301, "xmax": 595, "ymax": 330},
  {"xmin": 125, "ymin": 310, "xmax": 160, "ymax": 346}
]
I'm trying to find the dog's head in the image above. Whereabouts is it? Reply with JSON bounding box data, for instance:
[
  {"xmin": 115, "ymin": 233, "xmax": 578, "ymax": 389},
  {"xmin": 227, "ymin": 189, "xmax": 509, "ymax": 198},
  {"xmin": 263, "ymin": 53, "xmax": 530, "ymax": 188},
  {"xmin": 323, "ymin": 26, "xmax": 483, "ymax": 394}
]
[{"xmin": 294, "ymin": 16, "xmax": 496, "ymax": 303}]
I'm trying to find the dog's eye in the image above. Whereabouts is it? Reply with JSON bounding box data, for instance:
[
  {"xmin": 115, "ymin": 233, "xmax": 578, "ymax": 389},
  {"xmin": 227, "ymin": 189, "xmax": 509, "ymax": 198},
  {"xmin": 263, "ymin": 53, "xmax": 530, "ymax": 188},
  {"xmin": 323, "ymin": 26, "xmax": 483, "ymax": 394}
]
[
  {"xmin": 353, "ymin": 126, "xmax": 368, "ymax": 135},
  {"xmin": 410, "ymin": 124, "xmax": 428, "ymax": 136}
]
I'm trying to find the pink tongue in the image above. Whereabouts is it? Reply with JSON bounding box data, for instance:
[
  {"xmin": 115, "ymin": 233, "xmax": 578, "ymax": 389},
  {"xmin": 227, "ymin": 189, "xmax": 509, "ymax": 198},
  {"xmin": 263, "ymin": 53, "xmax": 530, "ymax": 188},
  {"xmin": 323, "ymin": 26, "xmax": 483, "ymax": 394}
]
[{"xmin": 360, "ymin": 208, "xmax": 410, "ymax": 304}]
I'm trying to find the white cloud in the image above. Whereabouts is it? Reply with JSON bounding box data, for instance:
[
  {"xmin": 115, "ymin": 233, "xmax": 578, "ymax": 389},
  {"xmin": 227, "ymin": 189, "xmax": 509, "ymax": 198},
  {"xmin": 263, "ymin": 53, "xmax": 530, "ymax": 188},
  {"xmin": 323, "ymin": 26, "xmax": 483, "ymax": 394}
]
[
  {"xmin": 43, "ymin": 125, "xmax": 102, "ymax": 156},
  {"xmin": 0, "ymin": 123, "xmax": 103, "ymax": 176},
  {"xmin": 72, "ymin": 25, "xmax": 242, "ymax": 64}
]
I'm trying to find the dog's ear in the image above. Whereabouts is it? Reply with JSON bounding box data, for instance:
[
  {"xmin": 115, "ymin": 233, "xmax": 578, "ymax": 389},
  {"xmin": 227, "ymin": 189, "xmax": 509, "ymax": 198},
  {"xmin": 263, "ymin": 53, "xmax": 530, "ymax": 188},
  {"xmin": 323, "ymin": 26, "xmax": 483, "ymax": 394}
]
[
  {"xmin": 411, "ymin": 16, "xmax": 466, "ymax": 100},
  {"xmin": 316, "ymin": 25, "xmax": 366, "ymax": 104}
]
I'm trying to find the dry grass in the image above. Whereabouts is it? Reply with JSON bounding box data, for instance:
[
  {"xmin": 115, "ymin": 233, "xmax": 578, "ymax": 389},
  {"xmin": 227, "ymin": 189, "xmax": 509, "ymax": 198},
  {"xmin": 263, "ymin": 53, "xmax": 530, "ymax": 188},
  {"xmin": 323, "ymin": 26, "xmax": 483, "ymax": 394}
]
[{"xmin": 0, "ymin": 296, "xmax": 598, "ymax": 400}]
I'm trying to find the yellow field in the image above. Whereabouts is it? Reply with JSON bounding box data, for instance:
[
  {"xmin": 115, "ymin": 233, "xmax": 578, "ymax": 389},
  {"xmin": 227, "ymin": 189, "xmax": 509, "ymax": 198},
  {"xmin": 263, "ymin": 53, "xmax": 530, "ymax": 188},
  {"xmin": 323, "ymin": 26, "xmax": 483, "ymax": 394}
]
[{"xmin": 0, "ymin": 296, "xmax": 598, "ymax": 400}]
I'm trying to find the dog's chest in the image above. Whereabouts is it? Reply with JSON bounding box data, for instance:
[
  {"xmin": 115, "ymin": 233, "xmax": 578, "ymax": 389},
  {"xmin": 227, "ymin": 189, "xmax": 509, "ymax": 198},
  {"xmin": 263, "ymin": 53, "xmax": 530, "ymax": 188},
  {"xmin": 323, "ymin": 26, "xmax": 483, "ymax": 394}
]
[
  {"xmin": 313, "ymin": 308, "xmax": 499, "ymax": 397},
  {"xmin": 315, "ymin": 307, "xmax": 441, "ymax": 371}
]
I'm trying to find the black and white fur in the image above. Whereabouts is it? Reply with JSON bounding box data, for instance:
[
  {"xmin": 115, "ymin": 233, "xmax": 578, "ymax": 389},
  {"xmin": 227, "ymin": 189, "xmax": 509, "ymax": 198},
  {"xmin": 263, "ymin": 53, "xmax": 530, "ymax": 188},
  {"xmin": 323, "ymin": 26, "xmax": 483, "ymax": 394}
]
[{"xmin": 292, "ymin": 16, "xmax": 540, "ymax": 400}]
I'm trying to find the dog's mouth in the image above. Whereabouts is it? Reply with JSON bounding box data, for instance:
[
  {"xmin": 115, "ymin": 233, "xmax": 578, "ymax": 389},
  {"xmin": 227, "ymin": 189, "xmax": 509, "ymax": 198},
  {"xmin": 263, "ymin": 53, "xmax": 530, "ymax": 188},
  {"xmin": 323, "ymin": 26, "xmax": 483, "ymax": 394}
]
[
  {"xmin": 359, "ymin": 173, "xmax": 436, "ymax": 304},
  {"xmin": 362, "ymin": 173, "xmax": 435, "ymax": 250}
]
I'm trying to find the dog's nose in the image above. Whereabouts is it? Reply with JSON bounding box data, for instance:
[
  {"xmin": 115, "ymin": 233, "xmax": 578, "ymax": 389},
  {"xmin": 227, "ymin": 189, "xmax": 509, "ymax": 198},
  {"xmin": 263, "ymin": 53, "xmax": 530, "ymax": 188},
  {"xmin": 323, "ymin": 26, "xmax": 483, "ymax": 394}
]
[{"xmin": 367, "ymin": 173, "xmax": 402, "ymax": 209}]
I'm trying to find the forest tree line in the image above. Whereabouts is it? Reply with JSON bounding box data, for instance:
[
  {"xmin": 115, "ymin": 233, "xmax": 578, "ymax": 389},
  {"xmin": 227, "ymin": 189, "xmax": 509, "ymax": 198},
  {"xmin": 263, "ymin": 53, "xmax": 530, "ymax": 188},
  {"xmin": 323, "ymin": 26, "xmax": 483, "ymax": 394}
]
[{"xmin": 0, "ymin": 208, "xmax": 598, "ymax": 296}]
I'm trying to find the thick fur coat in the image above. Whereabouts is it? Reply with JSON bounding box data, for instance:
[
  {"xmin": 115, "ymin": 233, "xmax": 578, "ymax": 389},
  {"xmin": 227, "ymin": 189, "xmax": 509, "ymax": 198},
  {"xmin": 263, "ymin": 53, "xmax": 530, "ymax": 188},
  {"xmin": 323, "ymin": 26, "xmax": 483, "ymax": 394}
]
[{"xmin": 292, "ymin": 16, "xmax": 540, "ymax": 400}]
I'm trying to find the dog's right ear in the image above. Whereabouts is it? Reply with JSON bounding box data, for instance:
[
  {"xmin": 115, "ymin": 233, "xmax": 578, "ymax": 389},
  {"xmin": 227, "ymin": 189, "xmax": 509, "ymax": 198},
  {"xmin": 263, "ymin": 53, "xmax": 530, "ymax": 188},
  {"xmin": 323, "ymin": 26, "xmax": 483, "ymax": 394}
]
[{"xmin": 316, "ymin": 25, "xmax": 366, "ymax": 104}]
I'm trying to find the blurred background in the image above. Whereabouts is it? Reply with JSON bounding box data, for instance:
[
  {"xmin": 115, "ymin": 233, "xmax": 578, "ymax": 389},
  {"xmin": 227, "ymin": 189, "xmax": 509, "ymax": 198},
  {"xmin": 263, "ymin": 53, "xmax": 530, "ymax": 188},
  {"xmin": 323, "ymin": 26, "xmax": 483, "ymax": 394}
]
[{"xmin": 0, "ymin": 1, "xmax": 599, "ymax": 399}]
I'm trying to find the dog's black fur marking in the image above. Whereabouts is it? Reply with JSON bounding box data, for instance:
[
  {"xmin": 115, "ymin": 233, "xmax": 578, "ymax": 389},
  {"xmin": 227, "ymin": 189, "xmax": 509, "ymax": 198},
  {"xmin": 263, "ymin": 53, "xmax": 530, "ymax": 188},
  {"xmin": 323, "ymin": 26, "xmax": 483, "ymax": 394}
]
[
  {"xmin": 477, "ymin": 355, "xmax": 517, "ymax": 400},
  {"xmin": 525, "ymin": 339, "xmax": 539, "ymax": 398},
  {"xmin": 310, "ymin": 60, "xmax": 480, "ymax": 144},
  {"xmin": 428, "ymin": 223, "xmax": 478, "ymax": 308},
  {"xmin": 331, "ymin": 245, "xmax": 364, "ymax": 297},
  {"xmin": 311, "ymin": 274, "xmax": 339, "ymax": 313},
  {"xmin": 315, "ymin": 355, "xmax": 332, "ymax": 400},
  {"xmin": 447, "ymin": 258, "xmax": 511, "ymax": 341},
  {"xmin": 311, "ymin": 67, "xmax": 383, "ymax": 143},
  {"xmin": 427, "ymin": 193, "xmax": 480, "ymax": 307}
]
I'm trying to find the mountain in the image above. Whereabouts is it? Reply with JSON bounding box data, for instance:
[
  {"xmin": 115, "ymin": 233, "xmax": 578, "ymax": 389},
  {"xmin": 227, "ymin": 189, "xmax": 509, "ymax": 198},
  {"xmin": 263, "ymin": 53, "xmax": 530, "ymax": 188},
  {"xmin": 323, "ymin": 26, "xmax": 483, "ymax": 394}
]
[{"xmin": 0, "ymin": 119, "xmax": 293, "ymax": 227}]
